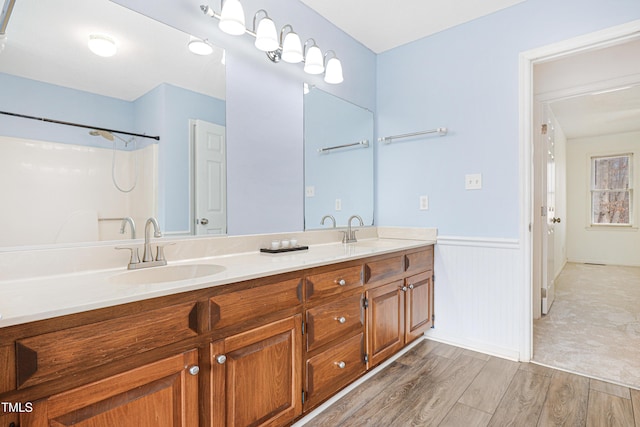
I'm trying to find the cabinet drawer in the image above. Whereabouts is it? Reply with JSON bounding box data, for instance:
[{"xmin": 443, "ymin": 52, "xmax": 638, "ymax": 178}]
[
  {"xmin": 306, "ymin": 293, "xmax": 364, "ymax": 352},
  {"xmin": 305, "ymin": 265, "xmax": 363, "ymax": 301},
  {"xmin": 405, "ymin": 247, "xmax": 433, "ymax": 274},
  {"xmin": 305, "ymin": 333, "xmax": 366, "ymax": 410},
  {"xmin": 15, "ymin": 302, "xmax": 198, "ymax": 389},
  {"xmin": 210, "ymin": 277, "xmax": 302, "ymax": 330},
  {"xmin": 364, "ymin": 255, "xmax": 404, "ymax": 284}
]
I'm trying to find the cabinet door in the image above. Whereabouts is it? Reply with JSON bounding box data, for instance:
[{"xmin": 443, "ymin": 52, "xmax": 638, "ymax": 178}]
[
  {"xmin": 366, "ymin": 280, "xmax": 405, "ymax": 367},
  {"xmin": 405, "ymin": 271, "xmax": 433, "ymax": 343},
  {"xmin": 22, "ymin": 349, "xmax": 199, "ymax": 426},
  {"xmin": 210, "ymin": 315, "xmax": 302, "ymax": 427}
]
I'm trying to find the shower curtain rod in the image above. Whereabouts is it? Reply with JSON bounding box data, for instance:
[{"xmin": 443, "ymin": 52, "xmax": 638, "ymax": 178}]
[{"xmin": 0, "ymin": 110, "xmax": 161, "ymax": 141}]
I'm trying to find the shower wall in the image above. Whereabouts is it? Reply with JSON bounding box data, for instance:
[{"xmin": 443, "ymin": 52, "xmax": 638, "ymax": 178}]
[{"xmin": 0, "ymin": 135, "xmax": 158, "ymax": 247}]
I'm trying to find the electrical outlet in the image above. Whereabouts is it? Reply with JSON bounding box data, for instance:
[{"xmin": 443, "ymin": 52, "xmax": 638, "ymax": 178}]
[
  {"xmin": 465, "ymin": 174, "xmax": 482, "ymax": 190},
  {"xmin": 419, "ymin": 195, "xmax": 429, "ymax": 210},
  {"xmin": 335, "ymin": 198, "xmax": 342, "ymax": 211},
  {"xmin": 305, "ymin": 186, "xmax": 315, "ymax": 197}
]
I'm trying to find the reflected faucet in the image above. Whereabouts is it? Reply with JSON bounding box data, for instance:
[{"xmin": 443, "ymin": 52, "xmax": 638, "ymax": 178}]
[
  {"xmin": 119, "ymin": 217, "xmax": 136, "ymax": 239},
  {"xmin": 345, "ymin": 215, "xmax": 364, "ymax": 243},
  {"xmin": 143, "ymin": 217, "xmax": 162, "ymax": 262},
  {"xmin": 321, "ymin": 214, "xmax": 336, "ymax": 228}
]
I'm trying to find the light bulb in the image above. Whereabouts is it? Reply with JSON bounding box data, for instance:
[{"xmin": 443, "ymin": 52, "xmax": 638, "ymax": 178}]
[
  {"xmin": 281, "ymin": 31, "xmax": 302, "ymax": 63},
  {"xmin": 304, "ymin": 45, "xmax": 324, "ymax": 75},
  {"xmin": 219, "ymin": 0, "xmax": 246, "ymax": 36},
  {"xmin": 254, "ymin": 17, "xmax": 278, "ymax": 51},
  {"xmin": 324, "ymin": 57, "xmax": 343, "ymax": 84},
  {"xmin": 188, "ymin": 37, "xmax": 213, "ymax": 55}
]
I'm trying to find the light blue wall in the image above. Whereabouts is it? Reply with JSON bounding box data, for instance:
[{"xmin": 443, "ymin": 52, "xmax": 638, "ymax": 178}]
[
  {"xmin": 114, "ymin": 0, "xmax": 377, "ymax": 235},
  {"xmin": 0, "ymin": 72, "xmax": 134, "ymax": 147},
  {"xmin": 376, "ymin": 0, "xmax": 640, "ymax": 238}
]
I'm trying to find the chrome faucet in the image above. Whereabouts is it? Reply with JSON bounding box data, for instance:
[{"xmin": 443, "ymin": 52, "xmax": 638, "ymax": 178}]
[
  {"xmin": 344, "ymin": 215, "xmax": 364, "ymax": 243},
  {"xmin": 116, "ymin": 217, "xmax": 169, "ymax": 270},
  {"xmin": 143, "ymin": 217, "xmax": 162, "ymax": 262},
  {"xmin": 119, "ymin": 217, "xmax": 136, "ymax": 239},
  {"xmin": 321, "ymin": 214, "xmax": 336, "ymax": 228}
]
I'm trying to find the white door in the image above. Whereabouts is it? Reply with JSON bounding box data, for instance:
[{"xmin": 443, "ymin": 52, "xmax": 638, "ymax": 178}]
[
  {"xmin": 541, "ymin": 105, "xmax": 557, "ymax": 314},
  {"xmin": 193, "ymin": 120, "xmax": 226, "ymax": 235}
]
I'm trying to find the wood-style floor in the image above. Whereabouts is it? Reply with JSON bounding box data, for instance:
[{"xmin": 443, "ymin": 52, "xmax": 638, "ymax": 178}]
[{"xmin": 304, "ymin": 339, "xmax": 640, "ymax": 427}]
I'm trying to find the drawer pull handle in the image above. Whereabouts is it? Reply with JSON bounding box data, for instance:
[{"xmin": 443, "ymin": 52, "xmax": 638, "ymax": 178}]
[
  {"xmin": 337, "ymin": 316, "xmax": 347, "ymax": 324},
  {"xmin": 336, "ymin": 361, "xmax": 346, "ymax": 369},
  {"xmin": 216, "ymin": 355, "xmax": 227, "ymax": 365},
  {"xmin": 188, "ymin": 365, "xmax": 200, "ymax": 376},
  {"xmin": 336, "ymin": 279, "xmax": 346, "ymax": 286}
]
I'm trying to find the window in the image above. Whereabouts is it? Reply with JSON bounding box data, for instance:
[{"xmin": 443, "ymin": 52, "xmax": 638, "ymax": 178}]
[{"xmin": 590, "ymin": 154, "xmax": 632, "ymax": 225}]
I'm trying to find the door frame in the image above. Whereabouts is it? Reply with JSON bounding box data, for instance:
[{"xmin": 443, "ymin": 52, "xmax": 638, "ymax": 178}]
[{"xmin": 518, "ymin": 19, "xmax": 640, "ymax": 362}]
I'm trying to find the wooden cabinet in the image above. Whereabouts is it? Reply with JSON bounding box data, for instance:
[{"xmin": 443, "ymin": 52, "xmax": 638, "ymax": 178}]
[
  {"xmin": 366, "ymin": 248, "xmax": 434, "ymax": 368},
  {"xmin": 209, "ymin": 315, "xmax": 303, "ymax": 427},
  {"xmin": 21, "ymin": 349, "xmax": 199, "ymax": 426}
]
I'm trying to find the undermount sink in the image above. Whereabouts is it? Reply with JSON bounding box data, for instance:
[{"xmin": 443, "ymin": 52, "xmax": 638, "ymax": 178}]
[{"xmin": 109, "ymin": 264, "xmax": 226, "ymax": 285}]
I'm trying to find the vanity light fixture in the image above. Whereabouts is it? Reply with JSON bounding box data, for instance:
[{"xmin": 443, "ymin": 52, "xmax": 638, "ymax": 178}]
[
  {"xmin": 253, "ymin": 10, "xmax": 278, "ymax": 52},
  {"xmin": 188, "ymin": 36, "xmax": 214, "ymax": 55},
  {"xmin": 303, "ymin": 39, "xmax": 324, "ymax": 75},
  {"xmin": 323, "ymin": 51, "xmax": 343, "ymax": 84},
  {"xmin": 200, "ymin": 2, "xmax": 343, "ymax": 83},
  {"xmin": 88, "ymin": 34, "xmax": 117, "ymax": 57}
]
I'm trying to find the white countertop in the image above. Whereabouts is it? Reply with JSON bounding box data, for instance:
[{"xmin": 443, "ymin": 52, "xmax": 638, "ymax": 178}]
[{"xmin": 0, "ymin": 238, "xmax": 434, "ymax": 328}]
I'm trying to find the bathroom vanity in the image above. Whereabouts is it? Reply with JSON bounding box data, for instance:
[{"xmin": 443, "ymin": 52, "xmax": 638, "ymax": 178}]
[{"xmin": 0, "ymin": 236, "xmax": 434, "ymax": 426}]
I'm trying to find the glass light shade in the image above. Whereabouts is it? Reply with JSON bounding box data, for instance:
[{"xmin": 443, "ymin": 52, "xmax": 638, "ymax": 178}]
[
  {"xmin": 254, "ymin": 17, "xmax": 278, "ymax": 52},
  {"xmin": 88, "ymin": 34, "xmax": 117, "ymax": 57},
  {"xmin": 281, "ymin": 32, "xmax": 303, "ymax": 63},
  {"xmin": 188, "ymin": 38, "xmax": 213, "ymax": 55},
  {"xmin": 218, "ymin": 0, "xmax": 246, "ymax": 36},
  {"xmin": 304, "ymin": 45, "xmax": 324, "ymax": 74},
  {"xmin": 324, "ymin": 57, "xmax": 343, "ymax": 84}
]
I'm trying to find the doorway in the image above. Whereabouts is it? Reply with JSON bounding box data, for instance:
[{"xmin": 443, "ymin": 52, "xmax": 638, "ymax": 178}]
[{"xmin": 520, "ymin": 20, "xmax": 640, "ymax": 380}]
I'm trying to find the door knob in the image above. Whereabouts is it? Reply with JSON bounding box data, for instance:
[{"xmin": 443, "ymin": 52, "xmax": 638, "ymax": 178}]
[
  {"xmin": 198, "ymin": 218, "xmax": 209, "ymax": 225},
  {"xmin": 552, "ymin": 217, "xmax": 561, "ymax": 223}
]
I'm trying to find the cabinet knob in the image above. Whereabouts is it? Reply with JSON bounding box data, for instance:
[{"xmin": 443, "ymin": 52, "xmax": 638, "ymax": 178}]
[
  {"xmin": 337, "ymin": 316, "xmax": 347, "ymax": 324},
  {"xmin": 408, "ymin": 284, "xmax": 414, "ymax": 290},
  {"xmin": 188, "ymin": 365, "xmax": 200, "ymax": 376},
  {"xmin": 401, "ymin": 286, "xmax": 408, "ymax": 292},
  {"xmin": 336, "ymin": 361, "xmax": 346, "ymax": 369},
  {"xmin": 216, "ymin": 355, "xmax": 227, "ymax": 365},
  {"xmin": 336, "ymin": 279, "xmax": 346, "ymax": 286}
]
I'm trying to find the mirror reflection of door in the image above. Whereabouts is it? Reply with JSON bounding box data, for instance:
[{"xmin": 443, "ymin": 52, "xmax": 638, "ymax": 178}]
[
  {"xmin": 192, "ymin": 119, "xmax": 226, "ymax": 235},
  {"xmin": 541, "ymin": 104, "xmax": 556, "ymax": 314}
]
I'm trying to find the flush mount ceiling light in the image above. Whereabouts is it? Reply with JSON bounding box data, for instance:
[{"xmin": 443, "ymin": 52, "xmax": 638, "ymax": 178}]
[
  {"xmin": 188, "ymin": 36, "xmax": 213, "ymax": 55},
  {"xmin": 88, "ymin": 34, "xmax": 117, "ymax": 57},
  {"xmin": 200, "ymin": 2, "xmax": 343, "ymax": 83}
]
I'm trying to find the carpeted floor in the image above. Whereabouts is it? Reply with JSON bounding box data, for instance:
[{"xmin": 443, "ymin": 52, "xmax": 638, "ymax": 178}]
[{"xmin": 533, "ymin": 262, "xmax": 640, "ymax": 390}]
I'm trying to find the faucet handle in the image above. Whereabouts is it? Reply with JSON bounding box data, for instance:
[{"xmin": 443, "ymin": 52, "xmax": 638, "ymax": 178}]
[
  {"xmin": 155, "ymin": 242, "xmax": 175, "ymax": 262},
  {"xmin": 116, "ymin": 246, "xmax": 141, "ymax": 266}
]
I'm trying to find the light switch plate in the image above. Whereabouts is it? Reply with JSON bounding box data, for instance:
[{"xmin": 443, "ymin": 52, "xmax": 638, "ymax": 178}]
[
  {"xmin": 419, "ymin": 195, "xmax": 429, "ymax": 210},
  {"xmin": 335, "ymin": 198, "xmax": 342, "ymax": 211},
  {"xmin": 465, "ymin": 174, "xmax": 482, "ymax": 190}
]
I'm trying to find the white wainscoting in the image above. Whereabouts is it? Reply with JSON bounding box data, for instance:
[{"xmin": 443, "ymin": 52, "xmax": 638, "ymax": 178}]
[{"xmin": 426, "ymin": 236, "xmax": 523, "ymax": 361}]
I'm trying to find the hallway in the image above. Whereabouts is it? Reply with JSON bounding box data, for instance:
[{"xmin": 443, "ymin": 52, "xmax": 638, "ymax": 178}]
[{"xmin": 533, "ymin": 262, "xmax": 640, "ymax": 390}]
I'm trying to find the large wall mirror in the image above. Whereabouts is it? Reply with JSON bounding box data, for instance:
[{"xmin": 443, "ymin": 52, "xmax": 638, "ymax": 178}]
[
  {"xmin": 304, "ymin": 86, "xmax": 374, "ymax": 229},
  {"xmin": 0, "ymin": 0, "xmax": 226, "ymax": 249}
]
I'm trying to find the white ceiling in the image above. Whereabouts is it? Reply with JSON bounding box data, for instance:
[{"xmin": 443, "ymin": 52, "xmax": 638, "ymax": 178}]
[
  {"xmin": 300, "ymin": 0, "xmax": 526, "ymax": 53},
  {"xmin": 0, "ymin": 0, "xmax": 225, "ymax": 101}
]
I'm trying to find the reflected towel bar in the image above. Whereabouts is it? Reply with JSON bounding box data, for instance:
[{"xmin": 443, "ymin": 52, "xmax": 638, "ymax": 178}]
[
  {"xmin": 378, "ymin": 127, "xmax": 447, "ymax": 144},
  {"xmin": 0, "ymin": 110, "xmax": 160, "ymax": 141},
  {"xmin": 318, "ymin": 139, "xmax": 369, "ymax": 153}
]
